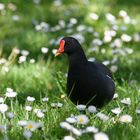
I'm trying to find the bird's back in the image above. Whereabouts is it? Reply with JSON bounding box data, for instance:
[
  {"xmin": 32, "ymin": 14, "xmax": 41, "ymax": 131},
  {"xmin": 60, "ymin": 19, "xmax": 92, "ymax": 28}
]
[{"xmin": 67, "ymin": 61, "xmax": 115, "ymax": 107}]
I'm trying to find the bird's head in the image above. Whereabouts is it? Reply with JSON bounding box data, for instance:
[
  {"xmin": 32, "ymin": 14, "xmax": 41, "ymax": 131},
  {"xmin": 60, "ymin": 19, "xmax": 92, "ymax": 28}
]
[{"xmin": 55, "ymin": 37, "xmax": 81, "ymax": 56}]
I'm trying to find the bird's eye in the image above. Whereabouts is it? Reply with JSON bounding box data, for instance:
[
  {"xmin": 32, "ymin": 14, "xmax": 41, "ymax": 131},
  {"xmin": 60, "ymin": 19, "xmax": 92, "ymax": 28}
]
[{"xmin": 65, "ymin": 42, "xmax": 71, "ymax": 46}]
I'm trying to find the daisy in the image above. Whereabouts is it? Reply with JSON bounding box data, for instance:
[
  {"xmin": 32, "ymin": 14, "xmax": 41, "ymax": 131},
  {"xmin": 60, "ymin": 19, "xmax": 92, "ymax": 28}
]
[
  {"xmin": 94, "ymin": 132, "xmax": 109, "ymax": 140},
  {"xmin": 66, "ymin": 117, "xmax": 77, "ymax": 124},
  {"xmin": 87, "ymin": 105, "xmax": 97, "ymax": 113},
  {"xmin": 29, "ymin": 59, "xmax": 35, "ymax": 64},
  {"xmin": 111, "ymin": 107, "xmax": 122, "ymax": 115},
  {"xmin": 89, "ymin": 12, "xmax": 99, "ymax": 21},
  {"xmin": 121, "ymin": 34, "xmax": 132, "ymax": 42},
  {"xmin": 110, "ymin": 65, "xmax": 118, "ymax": 73},
  {"xmin": 36, "ymin": 111, "xmax": 45, "ymax": 118},
  {"xmin": 27, "ymin": 96, "xmax": 35, "ymax": 102},
  {"xmin": 113, "ymin": 93, "xmax": 118, "ymax": 99},
  {"xmin": 0, "ymin": 104, "xmax": 8, "ymax": 113},
  {"xmin": 21, "ymin": 50, "xmax": 29, "ymax": 56},
  {"xmin": 60, "ymin": 122, "xmax": 72, "ymax": 130},
  {"xmin": 0, "ymin": 3, "xmax": 5, "ymax": 11},
  {"xmin": 6, "ymin": 112, "xmax": 14, "ymax": 119},
  {"xmin": 71, "ymin": 127, "xmax": 82, "ymax": 136},
  {"xmin": 18, "ymin": 120, "xmax": 27, "ymax": 127},
  {"xmin": 23, "ymin": 130, "xmax": 32, "ymax": 139},
  {"xmin": 136, "ymin": 109, "xmax": 140, "ymax": 114},
  {"xmin": 63, "ymin": 135, "xmax": 75, "ymax": 140},
  {"xmin": 85, "ymin": 126, "xmax": 98, "ymax": 133},
  {"xmin": 41, "ymin": 47, "xmax": 49, "ymax": 54},
  {"xmin": 76, "ymin": 104, "xmax": 86, "ymax": 111},
  {"xmin": 75, "ymin": 114, "xmax": 89, "ymax": 125},
  {"xmin": 5, "ymin": 91, "xmax": 17, "ymax": 98},
  {"xmin": 25, "ymin": 106, "xmax": 32, "ymax": 111},
  {"xmin": 121, "ymin": 97, "xmax": 131, "ymax": 105},
  {"xmin": 18, "ymin": 56, "xmax": 26, "ymax": 63},
  {"xmin": 119, "ymin": 114, "xmax": 132, "ymax": 123},
  {"xmin": 0, "ymin": 125, "xmax": 7, "ymax": 133},
  {"xmin": 25, "ymin": 121, "xmax": 43, "ymax": 131},
  {"xmin": 42, "ymin": 97, "xmax": 49, "ymax": 102},
  {"xmin": 0, "ymin": 97, "xmax": 4, "ymax": 103},
  {"xmin": 57, "ymin": 102, "xmax": 63, "ymax": 108},
  {"xmin": 96, "ymin": 112, "xmax": 109, "ymax": 121}
]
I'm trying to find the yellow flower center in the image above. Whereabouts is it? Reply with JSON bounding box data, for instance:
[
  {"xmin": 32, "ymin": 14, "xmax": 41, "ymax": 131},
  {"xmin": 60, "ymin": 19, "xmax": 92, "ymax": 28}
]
[
  {"xmin": 27, "ymin": 124, "xmax": 33, "ymax": 129},
  {"xmin": 79, "ymin": 118, "xmax": 84, "ymax": 123}
]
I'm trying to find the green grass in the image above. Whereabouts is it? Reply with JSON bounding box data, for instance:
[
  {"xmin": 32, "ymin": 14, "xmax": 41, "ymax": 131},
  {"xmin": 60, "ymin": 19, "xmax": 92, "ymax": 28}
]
[{"xmin": 0, "ymin": 0, "xmax": 140, "ymax": 139}]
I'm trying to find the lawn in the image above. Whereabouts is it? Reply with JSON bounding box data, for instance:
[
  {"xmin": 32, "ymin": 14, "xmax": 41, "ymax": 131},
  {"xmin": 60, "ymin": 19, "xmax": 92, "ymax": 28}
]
[{"xmin": 0, "ymin": 0, "xmax": 140, "ymax": 140}]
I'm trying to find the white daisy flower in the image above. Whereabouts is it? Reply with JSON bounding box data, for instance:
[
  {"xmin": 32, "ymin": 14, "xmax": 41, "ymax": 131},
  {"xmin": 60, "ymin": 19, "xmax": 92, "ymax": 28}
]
[
  {"xmin": 96, "ymin": 112, "xmax": 109, "ymax": 121},
  {"xmin": 25, "ymin": 106, "xmax": 32, "ymax": 111},
  {"xmin": 87, "ymin": 105, "xmax": 97, "ymax": 113},
  {"xmin": 5, "ymin": 91, "xmax": 17, "ymax": 98},
  {"xmin": 57, "ymin": 102, "xmax": 63, "ymax": 108},
  {"xmin": 102, "ymin": 60, "xmax": 110, "ymax": 66},
  {"xmin": 105, "ymin": 13, "xmax": 116, "ymax": 24},
  {"xmin": 110, "ymin": 65, "xmax": 118, "ymax": 73},
  {"xmin": 76, "ymin": 104, "xmax": 86, "ymax": 111},
  {"xmin": 113, "ymin": 93, "xmax": 118, "ymax": 99},
  {"xmin": 125, "ymin": 48, "xmax": 133, "ymax": 54},
  {"xmin": 103, "ymin": 35, "xmax": 112, "ymax": 43},
  {"xmin": 119, "ymin": 114, "xmax": 132, "ymax": 123},
  {"xmin": 23, "ymin": 130, "xmax": 32, "ymax": 139},
  {"xmin": 29, "ymin": 59, "xmax": 35, "ymax": 64},
  {"xmin": 12, "ymin": 15, "xmax": 20, "ymax": 21},
  {"xmin": 75, "ymin": 114, "xmax": 89, "ymax": 125},
  {"xmin": 0, "ymin": 97, "xmax": 4, "ymax": 103},
  {"xmin": 89, "ymin": 12, "xmax": 99, "ymax": 21},
  {"xmin": 0, "ymin": 125, "xmax": 7, "ymax": 133},
  {"xmin": 6, "ymin": 112, "xmax": 14, "ymax": 119},
  {"xmin": 34, "ymin": 109, "xmax": 41, "ymax": 114},
  {"xmin": 63, "ymin": 135, "xmax": 75, "ymax": 140},
  {"xmin": 52, "ymin": 49, "xmax": 57, "ymax": 55},
  {"xmin": 76, "ymin": 25, "xmax": 86, "ymax": 32},
  {"xmin": 18, "ymin": 120, "xmax": 27, "ymax": 127},
  {"xmin": 6, "ymin": 88, "xmax": 13, "ymax": 92},
  {"xmin": 60, "ymin": 122, "xmax": 72, "ymax": 130},
  {"xmin": 25, "ymin": 121, "xmax": 43, "ymax": 131},
  {"xmin": 21, "ymin": 50, "xmax": 29, "ymax": 56},
  {"xmin": 41, "ymin": 47, "xmax": 49, "ymax": 54},
  {"xmin": 27, "ymin": 96, "xmax": 35, "ymax": 102},
  {"xmin": 0, "ymin": 3, "xmax": 5, "ymax": 11},
  {"xmin": 111, "ymin": 107, "xmax": 122, "ymax": 115},
  {"xmin": 94, "ymin": 132, "xmax": 109, "ymax": 140},
  {"xmin": 119, "ymin": 10, "xmax": 127, "ymax": 18},
  {"xmin": 66, "ymin": 117, "xmax": 77, "ymax": 124},
  {"xmin": 92, "ymin": 38, "xmax": 103, "ymax": 46},
  {"xmin": 71, "ymin": 127, "xmax": 82, "ymax": 136},
  {"xmin": 70, "ymin": 18, "xmax": 77, "ymax": 25},
  {"xmin": 0, "ymin": 104, "xmax": 8, "ymax": 113},
  {"xmin": 36, "ymin": 111, "xmax": 45, "ymax": 118},
  {"xmin": 121, "ymin": 97, "xmax": 131, "ymax": 105},
  {"xmin": 121, "ymin": 34, "xmax": 132, "ymax": 42},
  {"xmin": 42, "ymin": 97, "xmax": 49, "ymax": 102},
  {"xmin": 18, "ymin": 56, "xmax": 26, "ymax": 63},
  {"xmin": 85, "ymin": 126, "xmax": 98, "ymax": 133},
  {"xmin": 88, "ymin": 57, "xmax": 96, "ymax": 62},
  {"xmin": 136, "ymin": 109, "xmax": 140, "ymax": 114},
  {"xmin": 133, "ymin": 33, "xmax": 140, "ymax": 42}
]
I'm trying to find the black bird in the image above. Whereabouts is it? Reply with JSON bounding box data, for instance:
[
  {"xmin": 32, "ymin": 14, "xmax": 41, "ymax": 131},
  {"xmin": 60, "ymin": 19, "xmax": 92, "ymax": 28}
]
[{"xmin": 55, "ymin": 37, "xmax": 115, "ymax": 108}]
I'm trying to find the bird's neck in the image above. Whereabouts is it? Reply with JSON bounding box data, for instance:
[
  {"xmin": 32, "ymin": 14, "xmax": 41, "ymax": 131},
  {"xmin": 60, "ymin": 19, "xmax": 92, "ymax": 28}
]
[{"xmin": 68, "ymin": 49, "xmax": 87, "ymax": 70}]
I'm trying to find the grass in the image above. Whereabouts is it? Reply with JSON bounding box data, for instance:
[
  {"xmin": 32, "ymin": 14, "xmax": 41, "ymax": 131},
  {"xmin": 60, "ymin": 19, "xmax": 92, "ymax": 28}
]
[{"xmin": 0, "ymin": 0, "xmax": 140, "ymax": 139}]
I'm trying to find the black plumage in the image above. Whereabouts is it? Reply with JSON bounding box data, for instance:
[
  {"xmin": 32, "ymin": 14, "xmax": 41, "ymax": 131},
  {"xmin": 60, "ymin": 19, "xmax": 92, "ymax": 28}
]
[{"xmin": 55, "ymin": 37, "xmax": 115, "ymax": 108}]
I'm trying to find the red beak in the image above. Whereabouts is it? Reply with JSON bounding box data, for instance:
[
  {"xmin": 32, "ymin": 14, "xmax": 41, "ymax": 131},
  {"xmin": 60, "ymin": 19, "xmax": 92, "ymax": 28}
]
[{"xmin": 55, "ymin": 40, "xmax": 65, "ymax": 57}]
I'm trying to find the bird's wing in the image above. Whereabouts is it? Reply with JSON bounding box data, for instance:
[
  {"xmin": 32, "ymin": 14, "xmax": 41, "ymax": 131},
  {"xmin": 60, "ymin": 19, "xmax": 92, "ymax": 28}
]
[{"xmin": 96, "ymin": 62, "xmax": 112, "ymax": 78}]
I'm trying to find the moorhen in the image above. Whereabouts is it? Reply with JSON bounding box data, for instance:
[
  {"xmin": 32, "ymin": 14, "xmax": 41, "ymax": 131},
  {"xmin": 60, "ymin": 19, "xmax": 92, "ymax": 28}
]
[{"xmin": 55, "ymin": 37, "xmax": 115, "ymax": 108}]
